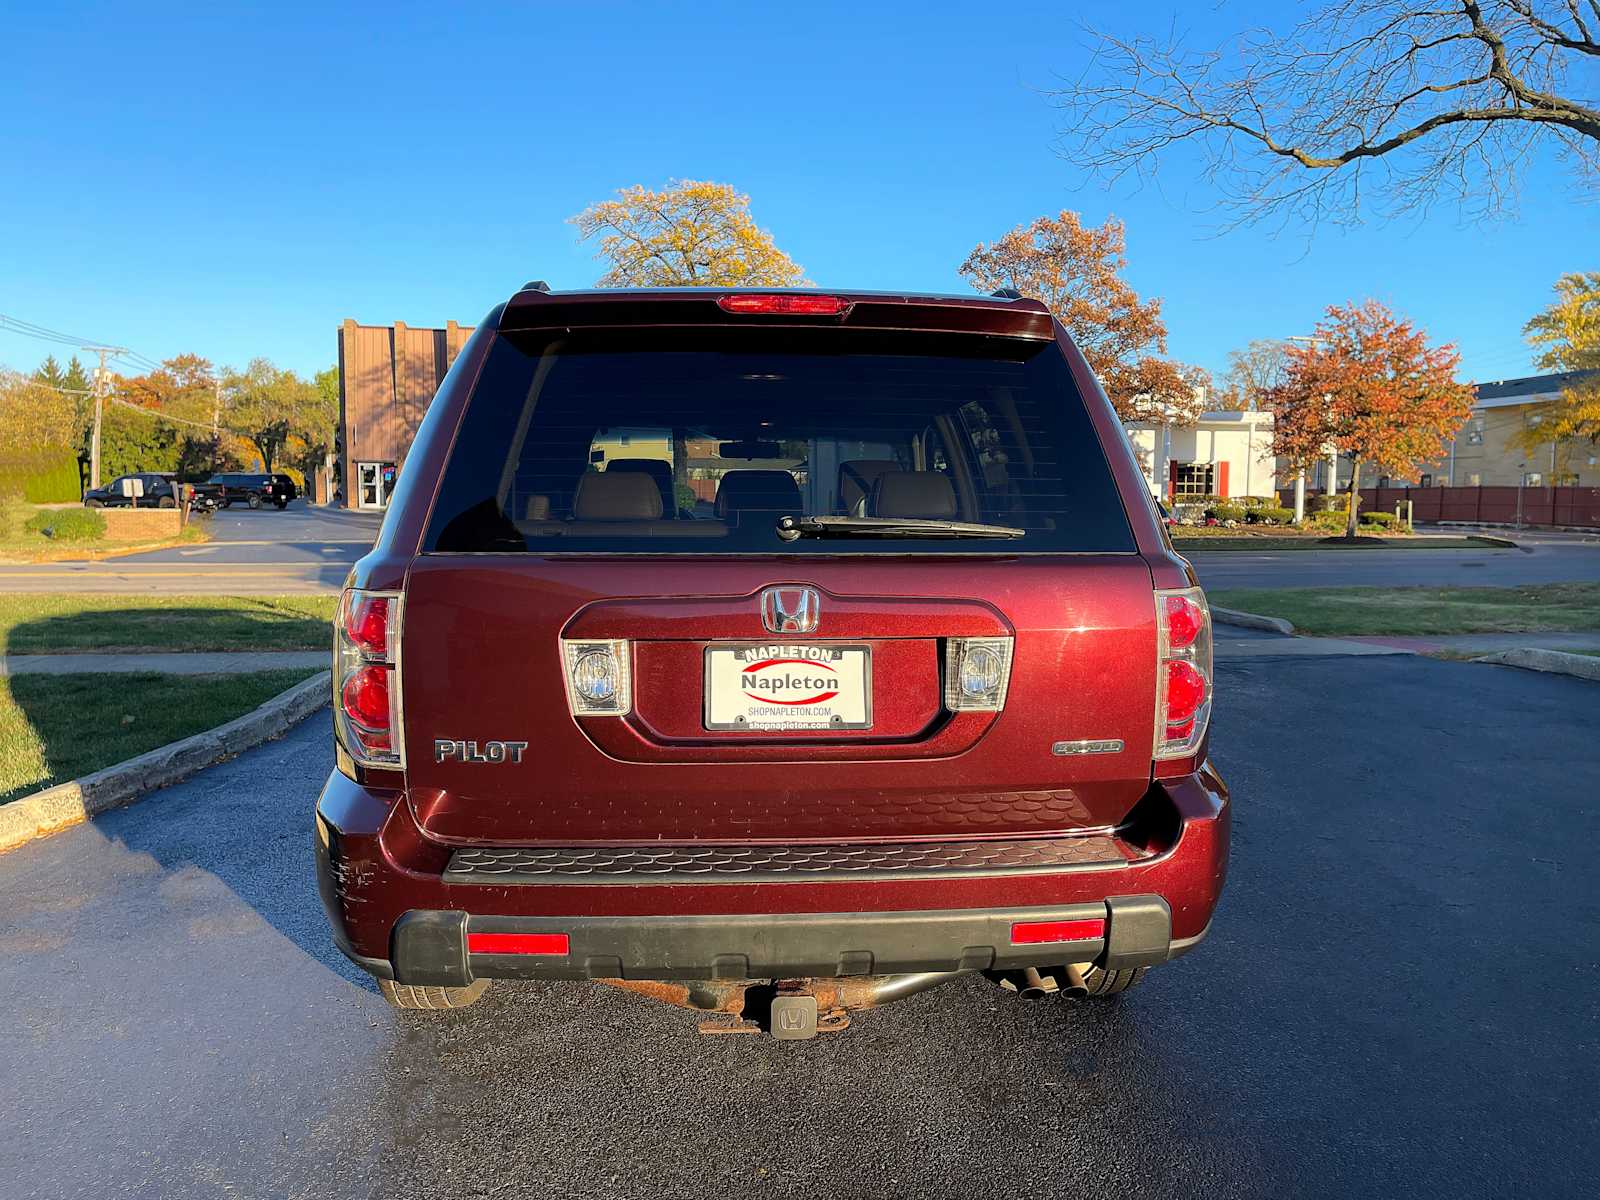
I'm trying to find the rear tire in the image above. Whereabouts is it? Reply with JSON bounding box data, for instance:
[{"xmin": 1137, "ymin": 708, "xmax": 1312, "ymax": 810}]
[
  {"xmin": 158, "ymin": 496, "xmax": 176, "ymax": 509},
  {"xmin": 247, "ymin": 494, "xmax": 262, "ymax": 509},
  {"xmin": 275, "ymin": 499, "xmax": 288, "ymax": 509},
  {"xmin": 378, "ymin": 977, "xmax": 490, "ymax": 1011},
  {"xmin": 1081, "ymin": 964, "xmax": 1148, "ymax": 997},
  {"xmin": 84, "ymin": 498, "xmax": 103, "ymax": 509}
]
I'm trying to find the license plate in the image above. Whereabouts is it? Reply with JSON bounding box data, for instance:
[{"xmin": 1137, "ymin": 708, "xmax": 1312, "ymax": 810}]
[{"xmin": 704, "ymin": 643, "xmax": 872, "ymax": 731}]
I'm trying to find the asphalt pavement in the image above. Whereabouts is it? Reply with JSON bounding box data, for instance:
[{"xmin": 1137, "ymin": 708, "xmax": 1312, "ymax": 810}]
[
  {"xmin": 0, "ymin": 502, "xmax": 381, "ymax": 594},
  {"xmin": 1186, "ymin": 529, "xmax": 1600, "ymax": 589},
  {"xmin": 2, "ymin": 654, "xmax": 1595, "ymax": 1199}
]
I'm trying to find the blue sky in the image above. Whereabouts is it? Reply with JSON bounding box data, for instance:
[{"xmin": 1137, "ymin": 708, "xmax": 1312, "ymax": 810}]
[{"xmin": 2, "ymin": 1, "xmax": 1592, "ymax": 387}]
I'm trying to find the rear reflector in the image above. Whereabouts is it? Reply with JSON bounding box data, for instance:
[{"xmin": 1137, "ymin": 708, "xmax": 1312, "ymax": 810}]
[
  {"xmin": 716, "ymin": 294, "xmax": 848, "ymax": 316},
  {"xmin": 466, "ymin": 931, "xmax": 570, "ymax": 956},
  {"xmin": 1010, "ymin": 917, "xmax": 1106, "ymax": 945}
]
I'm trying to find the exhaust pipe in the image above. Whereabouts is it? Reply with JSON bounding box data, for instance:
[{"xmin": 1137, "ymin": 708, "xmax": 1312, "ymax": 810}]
[
  {"xmin": 1059, "ymin": 962, "xmax": 1090, "ymax": 1000},
  {"xmin": 986, "ymin": 964, "xmax": 1091, "ymax": 1001}
]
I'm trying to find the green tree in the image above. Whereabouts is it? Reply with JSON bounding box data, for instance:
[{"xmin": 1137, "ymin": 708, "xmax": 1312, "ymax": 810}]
[{"xmin": 222, "ymin": 359, "xmax": 320, "ymax": 474}]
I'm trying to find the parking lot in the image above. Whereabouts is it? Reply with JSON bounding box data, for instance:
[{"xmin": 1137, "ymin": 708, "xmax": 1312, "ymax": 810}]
[{"xmin": 3, "ymin": 652, "xmax": 1595, "ymax": 1200}]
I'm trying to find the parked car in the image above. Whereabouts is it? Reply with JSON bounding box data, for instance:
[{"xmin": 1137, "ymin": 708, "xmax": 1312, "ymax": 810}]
[
  {"xmin": 206, "ymin": 472, "xmax": 288, "ymax": 509},
  {"xmin": 316, "ymin": 286, "xmax": 1228, "ymax": 1036},
  {"xmin": 83, "ymin": 472, "xmax": 180, "ymax": 509}
]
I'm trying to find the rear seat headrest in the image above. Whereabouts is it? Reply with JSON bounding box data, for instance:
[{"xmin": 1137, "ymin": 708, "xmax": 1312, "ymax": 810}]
[
  {"xmin": 870, "ymin": 470, "xmax": 958, "ymax": 520},
  {"xmin": 838, "ymin": 459, "xmax": 899, "ymax": 515},
  {"xmin": 572, "ymin": 470, "xmax": 663, "ymax": 521},
  {"xmin": 714, "ymin": 469, "xmax": 801, "ymax": 517},
  {"xmin": 605, "ymin": 458, "xmax": 675, "ymax": 514}
]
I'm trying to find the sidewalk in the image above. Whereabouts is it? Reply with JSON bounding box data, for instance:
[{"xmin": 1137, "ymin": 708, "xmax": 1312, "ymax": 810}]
[{"xmin": 0, "ymin": 651, "xmax": 328, "ymax": 677}]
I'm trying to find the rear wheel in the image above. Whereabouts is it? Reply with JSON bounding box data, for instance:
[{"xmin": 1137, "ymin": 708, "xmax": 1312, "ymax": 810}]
[
  {"xmin": 1081, "ymin": 964, "xmax": 1147, "ymax": 997},
  {"xmin": 158, "ymin": 496, "xmax": 176, "ymax": 509},
  {"xmin": 247, "ymin": 493, "xmax": 262, "ymax": 509},
  {"xmin": 378, "ymin": 977, "xmax": 490, "ymax": 1011},
  {"xmin": 84, "ymin": 498, "xmax": 103, "ymax": 509},
  {"xmin": 275, "ymin": 499, "xmax": 288, "ymax": 510}
]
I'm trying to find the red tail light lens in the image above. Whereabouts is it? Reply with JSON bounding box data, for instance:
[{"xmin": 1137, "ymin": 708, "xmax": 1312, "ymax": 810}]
[
  {"xmin": 334, "ymin": 589, "xmax": 403, "ymax": 771},
  {"xmin": 341, "ymin": 664, "xmax": 391, "ymax": 728},
  {"xmin": 1164, "ymin": 595, "xmax": 1205, "ymax": 650},
  {"xmin": 342, "ymin": 593, "xmax": 393, "ymax": 659},
  {"xmin": 716, "ymin": 294, "xmax": 849, "ymax": 316},
  {"xmin": 1155, "ymin": 586, "xmax": 1212, "ymax": 761}
]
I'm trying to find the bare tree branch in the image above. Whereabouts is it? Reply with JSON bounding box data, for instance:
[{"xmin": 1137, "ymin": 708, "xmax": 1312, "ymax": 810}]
[{"xmin": 1055, "ymin": 0, "xmax": 1600, "ymax": 226}]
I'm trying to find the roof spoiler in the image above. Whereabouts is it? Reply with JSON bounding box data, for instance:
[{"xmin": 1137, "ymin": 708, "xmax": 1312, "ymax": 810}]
[{"xmin": 499, "ymin": 289, "xmax": 1054, "ymax": 340}]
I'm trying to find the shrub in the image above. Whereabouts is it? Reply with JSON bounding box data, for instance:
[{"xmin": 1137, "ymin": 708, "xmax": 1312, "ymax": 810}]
[
  {"xmin": 1360, "ymin": 510, "xmax": 1398, "ymax": 529},
  {"xmin": 1311, "ymin": 494, "xmax": 1349, "ymax": 514},
  {"xmin": 24, "ymin": 507, "xmax": 106, "ymax": 542},
  {"xmin": 1307, "ymin": 511, "xmax": 1349, "ymax": 533},
  {"xmin": 1209, "ymin": 503, "xmax": 1248, "ymax": 523},
  {"xmin": 1248, "ymin": 506, "xmax": 1295, "ymax": 526}
]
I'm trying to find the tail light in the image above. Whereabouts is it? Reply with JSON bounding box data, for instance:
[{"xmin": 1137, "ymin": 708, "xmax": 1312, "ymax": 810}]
[
  {"xmin": 334, "ymin": 589, "xmax": 403, "ymax": 768},
  {"xmin": 944, "ymin": 637, "xmax": 1014, "ymax": 712},
  {"xmin": 561, "ymin": 639, "xmax": 632, "ymax": 716},
  {"xmin": 1154, "ymin": 587, "xmax": 1212, "ymax": 760}
]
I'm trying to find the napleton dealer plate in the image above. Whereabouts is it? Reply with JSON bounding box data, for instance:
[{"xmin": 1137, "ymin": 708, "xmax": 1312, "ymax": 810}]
[{"xmin": 704, "ymin": 643, "xmax": 872, "ymax": 731}]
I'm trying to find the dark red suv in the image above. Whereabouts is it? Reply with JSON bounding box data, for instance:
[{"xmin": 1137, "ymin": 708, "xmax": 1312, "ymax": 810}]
[{"xmin": 316, "ymin": 286, "xmax": 1228, "ymax": 1037}]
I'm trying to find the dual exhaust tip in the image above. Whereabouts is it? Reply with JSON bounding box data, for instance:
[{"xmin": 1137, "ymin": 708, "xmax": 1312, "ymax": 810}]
[{"xmin": 989, "ymin": 963, "xmax": 1091, "ymax": 1001}]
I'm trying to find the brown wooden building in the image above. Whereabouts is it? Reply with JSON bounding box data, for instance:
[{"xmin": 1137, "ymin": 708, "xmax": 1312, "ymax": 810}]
[{"xmin": 337, "ymin": 319, "xmax": 473, "ymax": 509}]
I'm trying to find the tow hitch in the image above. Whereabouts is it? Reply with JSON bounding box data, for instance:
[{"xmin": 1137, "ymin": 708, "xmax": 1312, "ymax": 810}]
[{"xmin": 599, "ymin": 972, "xmax": 967, "ymax": 1040}]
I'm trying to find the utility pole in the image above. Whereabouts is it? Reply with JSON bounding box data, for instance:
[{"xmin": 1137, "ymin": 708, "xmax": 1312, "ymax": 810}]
[
  {"xmin": 83, "ymin": 345, "xmax": 126, "ymax": 490},
  {"xmin": 211, "ymin": 374, "xmax": 222, "ymax": 474}
]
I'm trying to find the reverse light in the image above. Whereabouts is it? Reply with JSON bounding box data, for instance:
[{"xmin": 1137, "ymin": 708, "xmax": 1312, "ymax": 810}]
[
  {"xmin": 716, "ymin": 294, "xmax": 849, "ymax": 316},
  {"xmin": 944, "ymin": 637, "xmax": 1014, "ymax": 712},
  {"xmin": 1154, "ymin": 586, "xmax": 1212, "ymax": 760},
  {"xmin": 334, "ymin": 589, "xmax": 403, "ymax": 769},
  {"xmin": 561, "ymin": 639, "xmax": 632, "ymax": 716}
]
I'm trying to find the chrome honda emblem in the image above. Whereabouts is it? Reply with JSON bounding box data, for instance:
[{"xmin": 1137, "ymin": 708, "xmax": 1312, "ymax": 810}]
[{"xmin": 761, "ymin": 586, "xmax": 820, "ymax": 634}]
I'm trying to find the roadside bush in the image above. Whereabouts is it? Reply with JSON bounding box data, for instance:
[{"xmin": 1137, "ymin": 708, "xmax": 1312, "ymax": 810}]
[
  {"xmin": 1360, "ymin": 511, "xmax": 1398, "ymax": 530},
  {"xmin": 1307, "ymin": 511, "xmax": 1349, "ymax": 533},
  {"xmin": 1209, "ymin": 503, "xmax": 1248, "ymax": 523},
  {"xmin": 1311, "ymin": 494, "xmax": 1349, "ymax": 514},
  {"xmin": 1247, "ymin": 506, "xmax": 1296, "ymax": 526},
  {"xmin": 24, "ymin": 507, "xmax": 106, "ymax": 542}
]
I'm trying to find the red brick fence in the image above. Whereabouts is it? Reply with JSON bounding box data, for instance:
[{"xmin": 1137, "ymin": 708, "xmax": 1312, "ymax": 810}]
[{"xmin": 1275, "ymin": 486, "xmax": 1600, "ymax": 529}]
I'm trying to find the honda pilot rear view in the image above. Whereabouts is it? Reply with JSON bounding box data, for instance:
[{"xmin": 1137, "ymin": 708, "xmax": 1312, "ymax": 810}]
[{"xmin": 316, "ymin": 286, "xmax": 1229, "ymax": 1038}]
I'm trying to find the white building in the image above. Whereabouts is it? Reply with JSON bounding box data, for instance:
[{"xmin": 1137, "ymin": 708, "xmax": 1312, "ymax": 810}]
[{"xmin": 1125, "ymin": 410, "xmax": 1279, "ymax": 501}]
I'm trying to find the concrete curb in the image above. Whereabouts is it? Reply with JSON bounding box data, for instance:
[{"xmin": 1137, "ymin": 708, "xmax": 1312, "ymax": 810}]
[
  {"xmin": 0, "ymin": 670, "xmax": 330, "ymax": 855},
  {"xmin": 1470, "ymin": 648, "xmax": 1600, "ymax": 682},
  {"xmin": 1210, "ymin": 606, "xmax": 1296, "ymax": 636}
]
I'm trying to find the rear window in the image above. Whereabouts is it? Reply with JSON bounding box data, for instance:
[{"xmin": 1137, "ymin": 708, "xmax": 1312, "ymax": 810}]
[{"xmin": 424, "ymin": 328, "xmax": 1135, "ymax": 555}]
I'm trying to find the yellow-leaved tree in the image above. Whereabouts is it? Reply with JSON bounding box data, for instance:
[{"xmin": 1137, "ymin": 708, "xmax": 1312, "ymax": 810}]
[
  {"xmin": 571, "ymin": 180, "xmax": 807, "ymax": 287},
  {"xmin": 1516, "ymin": 273, "xmax": 1600, "ymax": 469}
]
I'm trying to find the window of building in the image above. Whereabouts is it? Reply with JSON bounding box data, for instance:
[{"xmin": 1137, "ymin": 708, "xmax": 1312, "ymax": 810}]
[
  {"xmin": 1522, "ymin": 472, "xmax": 1543, "ymax": 487},
  {"xmin": 1172, "ymin": 462, "xmax": 1214, "ymax": 498},
  {"xmin": 1419, "ymin": 474, "xmax": 1433, "ymax": 487},
  {"xmin": 1467, "ymin": 473, "xmax": 1482, "ymax": 486}
]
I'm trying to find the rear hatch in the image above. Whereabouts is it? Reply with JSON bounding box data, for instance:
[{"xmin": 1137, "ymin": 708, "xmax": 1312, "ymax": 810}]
[{"xmin": 397, "ymin": 296, "xmax": 1159, "ymax": 845}]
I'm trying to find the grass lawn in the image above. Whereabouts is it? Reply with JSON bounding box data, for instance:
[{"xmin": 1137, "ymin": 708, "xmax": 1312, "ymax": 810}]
[
  {"xmin": 0, "ymin": 668, "xmax": 322, "ymax": 805},
  {"xmin": 1208, "ymin": 583, "xmax": 1600, "ymax": 637},
  {"xmin": 0, "ymin": 500, "xmax": 210, "ymax": 563},
  {"xmin": 0, "ymin": 594, "xmax": 338, "ymax": 654}
]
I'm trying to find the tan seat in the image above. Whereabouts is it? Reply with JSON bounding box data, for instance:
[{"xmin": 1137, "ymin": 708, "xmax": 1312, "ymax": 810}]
[{"xmin": 838, "ymin": 459, "xmax": 898, "ymax": 516}]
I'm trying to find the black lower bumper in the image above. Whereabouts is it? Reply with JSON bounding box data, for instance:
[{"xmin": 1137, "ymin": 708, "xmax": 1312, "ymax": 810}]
[{"xmin": 340, "ymin": 895, "xmax": 1199, "ymax": 988}]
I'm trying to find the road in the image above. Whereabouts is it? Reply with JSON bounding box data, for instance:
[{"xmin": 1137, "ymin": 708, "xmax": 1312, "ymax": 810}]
[
  {"xmin": 0, "ymin": 502, "xmax": 381, "ymax": 594},
  {"xmin": 1186, "ymin": 529, "xmax": 1600, "ymax": 589},
  {"xmin": 2, "ymin": 654, "xmax": 1595, "ymax": 1199}
]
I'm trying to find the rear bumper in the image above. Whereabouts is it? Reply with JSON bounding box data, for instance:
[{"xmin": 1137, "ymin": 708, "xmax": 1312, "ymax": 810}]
[{"xmin": 316, "ymin": 764, "xmax": 1229, "ymax": 986}]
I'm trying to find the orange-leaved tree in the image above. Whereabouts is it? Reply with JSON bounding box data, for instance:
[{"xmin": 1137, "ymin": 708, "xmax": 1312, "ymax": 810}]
[
  {"xmin": 1268, "ymin": 301, "xmax": 1473, "ymax": 537},
  {"xmin": 959, "ymin": 210, "xmax": 1206, "ymax": 424},
  {"xmin": 571, "ymin": 180, "xmax": 807, "ymax": 288}
]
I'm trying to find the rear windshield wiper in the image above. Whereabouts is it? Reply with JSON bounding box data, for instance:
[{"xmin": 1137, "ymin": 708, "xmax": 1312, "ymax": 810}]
[{"xmin": 776, "ymin": 515, "xmax": 1026, "ymax": 541}]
